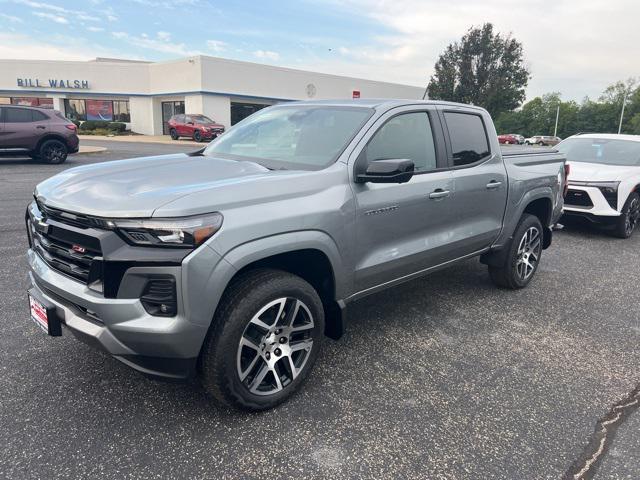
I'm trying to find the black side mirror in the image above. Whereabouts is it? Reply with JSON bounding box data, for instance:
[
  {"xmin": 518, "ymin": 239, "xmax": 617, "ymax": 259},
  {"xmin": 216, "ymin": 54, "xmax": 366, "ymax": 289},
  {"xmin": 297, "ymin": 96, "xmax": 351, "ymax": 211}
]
[{"xmin": 356, "ymin": 159, "xmax": 415, "ymax": 184}]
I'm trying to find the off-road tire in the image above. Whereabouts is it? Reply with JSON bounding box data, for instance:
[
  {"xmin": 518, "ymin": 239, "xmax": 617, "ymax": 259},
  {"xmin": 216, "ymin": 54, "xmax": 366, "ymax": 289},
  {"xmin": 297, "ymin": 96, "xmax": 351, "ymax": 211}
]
[{"xmin": 199, "ymin": 269, "xmax": 325, "ymax": 411}]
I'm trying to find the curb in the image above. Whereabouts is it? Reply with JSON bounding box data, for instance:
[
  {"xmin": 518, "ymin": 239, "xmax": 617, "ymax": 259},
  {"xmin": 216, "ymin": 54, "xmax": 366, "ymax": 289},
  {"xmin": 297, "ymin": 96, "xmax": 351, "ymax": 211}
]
[{"xmin": 77, "ymin": 146, "xmax": 107, "ymax": 154}]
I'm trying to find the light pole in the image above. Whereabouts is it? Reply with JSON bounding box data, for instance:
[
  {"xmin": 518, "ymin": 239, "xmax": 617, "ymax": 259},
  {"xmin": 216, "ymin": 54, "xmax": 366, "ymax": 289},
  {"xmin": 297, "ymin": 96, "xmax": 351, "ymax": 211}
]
[
  {"xmin": 618, "ymin": 90, "xmax": 629, "ymax": 134},
  {"xmin": 553, "ymin": 104, "xmax": 560, "ymax": 137}
]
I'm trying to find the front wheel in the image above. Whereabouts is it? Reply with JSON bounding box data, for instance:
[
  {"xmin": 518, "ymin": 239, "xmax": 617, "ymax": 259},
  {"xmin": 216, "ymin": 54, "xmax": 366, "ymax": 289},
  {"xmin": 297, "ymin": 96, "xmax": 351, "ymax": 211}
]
[
  {"xmin": 199, "ymin": 269, "xmax": 325, "ymax": 411},
  {"xmin": 39, "ymin": 139, "xmax": 68, "ymax": 164},
  {"xmin": 489, "ymin": 214, "xmax": 544, "ymax": 289},
  {"xmin": 193, "ymin": 130, "xmax": 202, "ymax": 142},
  {"xmin": 169, "ymin": 128, "xmax": 179, "ymax": 140},
  {"xmin": 613, "ymin": 192, "xmax": 640, "ymax": 238}
]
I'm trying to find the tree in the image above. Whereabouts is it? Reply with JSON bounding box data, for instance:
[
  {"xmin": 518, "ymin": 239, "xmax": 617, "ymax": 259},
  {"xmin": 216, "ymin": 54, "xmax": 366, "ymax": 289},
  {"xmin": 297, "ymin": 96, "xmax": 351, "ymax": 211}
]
[
  {"xmin": 427, "ymin": 23, "xmax": 530, "ymax": 117},
  {"xmin": 493, "ymin": 78, "xmax": 640, "ymax": 138}
]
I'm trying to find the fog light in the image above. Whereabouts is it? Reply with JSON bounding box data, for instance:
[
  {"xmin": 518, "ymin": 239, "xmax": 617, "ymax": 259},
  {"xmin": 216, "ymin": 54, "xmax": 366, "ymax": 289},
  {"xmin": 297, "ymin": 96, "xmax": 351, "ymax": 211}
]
[{"xmin": 140, "ymin": 276, "xmax": 177, "ymax": 317}]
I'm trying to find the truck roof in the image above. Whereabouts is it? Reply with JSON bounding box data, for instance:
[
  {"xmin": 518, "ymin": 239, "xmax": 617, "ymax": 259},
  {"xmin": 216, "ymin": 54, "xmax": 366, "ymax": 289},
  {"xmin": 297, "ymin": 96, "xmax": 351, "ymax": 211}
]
[{"xmin": 283, "ymin": 98, "xmax": 488, "ymax": 112}]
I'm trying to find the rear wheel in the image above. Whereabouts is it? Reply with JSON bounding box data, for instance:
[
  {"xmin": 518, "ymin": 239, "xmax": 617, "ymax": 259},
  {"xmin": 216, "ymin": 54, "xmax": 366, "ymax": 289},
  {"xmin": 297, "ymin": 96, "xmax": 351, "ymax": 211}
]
[
  {"xmin": 537, "ymin": 140, "xmax": 545, "ymax": 146},
  {"xmin": 169, "ymin": 128, "xmax": 179, "ymax": 140},
  {"xmin": 193, "ymin": 130, "xmax": 202, "ymax": 142},
  {"xmin": 613, "ymin": 192, "xmax": 640, "ymax": 238},
  {"xmin": 200, "ymin": 269, "xmax": 324, "ymax": 411},
  {"xmin": 39, "ymin": 139, "xmax": 68, "ymax": 164},
  {"xmin": 489, "ymin": 214, "xmax": 543, "ymax": 289}
]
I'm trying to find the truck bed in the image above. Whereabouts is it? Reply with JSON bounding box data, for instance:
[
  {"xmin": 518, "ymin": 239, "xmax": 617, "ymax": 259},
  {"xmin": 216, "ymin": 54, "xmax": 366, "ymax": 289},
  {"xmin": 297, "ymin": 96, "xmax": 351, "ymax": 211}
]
[{"xmin": 501, "ymin": 145, "xmax": 558, "ymax": 156}]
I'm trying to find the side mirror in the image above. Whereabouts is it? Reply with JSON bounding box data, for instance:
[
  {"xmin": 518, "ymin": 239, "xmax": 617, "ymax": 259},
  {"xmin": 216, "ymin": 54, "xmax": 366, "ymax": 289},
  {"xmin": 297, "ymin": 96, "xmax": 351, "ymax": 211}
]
[
  {"xmin": 187, "ymin": 121, "xmax": 194, "ymax": 125},
  {"xmin": 356, "ymin": 159, "xmax": 415, "ymax": 184}
]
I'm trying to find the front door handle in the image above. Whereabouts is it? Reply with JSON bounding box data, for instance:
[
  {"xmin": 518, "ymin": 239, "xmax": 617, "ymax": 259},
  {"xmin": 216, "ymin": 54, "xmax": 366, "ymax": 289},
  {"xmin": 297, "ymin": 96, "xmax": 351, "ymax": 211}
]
[
  {"xmin": 429, "ymin": 189, "xmax": 450, "ymax": 199},
  {"xmin": 486, "ymin": 181, "xmax": 502, "ymax": 189}
]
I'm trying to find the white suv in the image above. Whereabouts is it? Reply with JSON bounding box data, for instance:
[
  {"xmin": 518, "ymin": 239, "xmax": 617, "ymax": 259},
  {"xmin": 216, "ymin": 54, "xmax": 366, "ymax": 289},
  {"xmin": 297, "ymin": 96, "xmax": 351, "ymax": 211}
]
[{"xmin": 558, "ymin": 133, "xmax": 640, "ymax": 238}]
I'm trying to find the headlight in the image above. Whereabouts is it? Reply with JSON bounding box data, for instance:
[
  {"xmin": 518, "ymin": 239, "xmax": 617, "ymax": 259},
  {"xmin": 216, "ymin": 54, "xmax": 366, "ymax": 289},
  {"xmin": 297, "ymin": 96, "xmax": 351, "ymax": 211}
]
[
  {"xmin": 113, "ymin": 212, "xmax": 223, "ymax": 248},
  {"xmin": 569, "ymin": 181, "xmax": 620, "ymax": 193},
  {"xmin": 569, "ymin": 181, "xmax": 619, "ymax": 208}
]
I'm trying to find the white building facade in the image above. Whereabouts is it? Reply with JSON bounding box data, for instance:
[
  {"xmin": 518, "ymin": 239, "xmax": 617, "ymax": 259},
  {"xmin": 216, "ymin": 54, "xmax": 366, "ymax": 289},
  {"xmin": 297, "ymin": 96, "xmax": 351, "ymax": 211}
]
[{"xmin": 0, "ymin": 56, "xmax": 424, "ymax": 135}]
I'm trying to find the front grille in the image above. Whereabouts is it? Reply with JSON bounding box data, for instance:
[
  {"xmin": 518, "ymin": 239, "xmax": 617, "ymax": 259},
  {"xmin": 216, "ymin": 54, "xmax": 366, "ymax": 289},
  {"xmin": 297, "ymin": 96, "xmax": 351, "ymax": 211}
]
[
  {"xmin": 38, "ymin": 202, "xmax": 107, "ymax": 229},
  {"xmin": 565, "ymin": 189, "xmax": 593, "ymax": 208},
  {"xmin": 28, "ymin": 209, "xmax": 103, "ymax": 284},
  {"xmin": 30, "ymin": 224, "xmax": 101, "ymax": 283}
]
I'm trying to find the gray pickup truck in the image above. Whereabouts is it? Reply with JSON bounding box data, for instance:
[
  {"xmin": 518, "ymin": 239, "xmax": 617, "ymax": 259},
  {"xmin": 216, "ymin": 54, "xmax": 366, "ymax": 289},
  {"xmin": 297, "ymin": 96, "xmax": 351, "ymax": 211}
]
[{"xmin": 26, "ymin": 100, "xmax": 566, "ymax": 410}]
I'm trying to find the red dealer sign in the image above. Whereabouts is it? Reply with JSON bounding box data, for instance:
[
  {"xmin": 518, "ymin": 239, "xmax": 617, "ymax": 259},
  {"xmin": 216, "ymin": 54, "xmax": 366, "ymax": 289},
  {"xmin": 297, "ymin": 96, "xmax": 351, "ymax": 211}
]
[{"xmin": 352, "ymin": 90, "xmax": 360, "ymax": 99}]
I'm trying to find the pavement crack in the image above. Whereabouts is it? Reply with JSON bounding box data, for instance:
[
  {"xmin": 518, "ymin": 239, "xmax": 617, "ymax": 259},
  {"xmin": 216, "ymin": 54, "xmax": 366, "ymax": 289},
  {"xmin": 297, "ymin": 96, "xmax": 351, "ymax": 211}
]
[{"xmin": 563, "ymin": 383, "xmax": 640, "ymax": 480}]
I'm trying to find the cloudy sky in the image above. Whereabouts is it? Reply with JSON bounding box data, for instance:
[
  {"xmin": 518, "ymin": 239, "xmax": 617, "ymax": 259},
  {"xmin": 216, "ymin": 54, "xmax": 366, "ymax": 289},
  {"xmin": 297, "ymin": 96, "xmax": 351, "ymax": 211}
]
[{"xmin": 0, "ymin": 0, "xmax": 637, "ymax": 102}]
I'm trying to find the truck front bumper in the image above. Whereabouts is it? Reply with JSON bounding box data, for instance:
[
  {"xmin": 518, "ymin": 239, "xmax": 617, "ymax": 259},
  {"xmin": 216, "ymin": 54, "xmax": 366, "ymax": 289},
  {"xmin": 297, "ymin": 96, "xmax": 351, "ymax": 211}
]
[{"xmin": 27, "ymin": 249, "xmax": 209, "ymax": 380}]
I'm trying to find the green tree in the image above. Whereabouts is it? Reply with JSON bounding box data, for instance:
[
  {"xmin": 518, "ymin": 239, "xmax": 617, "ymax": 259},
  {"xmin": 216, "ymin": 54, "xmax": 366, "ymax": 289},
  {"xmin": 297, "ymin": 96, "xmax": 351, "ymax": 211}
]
[{"xmin": 427, "ymin": 23, "xmax": 530, "ymax": 117}]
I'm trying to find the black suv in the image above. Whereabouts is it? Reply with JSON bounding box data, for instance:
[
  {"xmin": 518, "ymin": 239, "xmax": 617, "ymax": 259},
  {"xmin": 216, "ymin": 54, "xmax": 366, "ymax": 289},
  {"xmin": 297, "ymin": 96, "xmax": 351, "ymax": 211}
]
[{"xmin": 0, "ymin": 105, "xmax": 79, "ymax": 164}]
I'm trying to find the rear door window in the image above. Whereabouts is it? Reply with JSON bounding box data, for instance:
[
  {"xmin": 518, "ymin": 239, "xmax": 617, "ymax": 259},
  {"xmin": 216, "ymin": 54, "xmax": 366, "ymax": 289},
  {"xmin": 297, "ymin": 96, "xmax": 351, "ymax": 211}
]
[
  {"xmin": 444, "ymin": 112, "xmax": 491, "ymax": 167},
  {"xmin": 5, "ymin": 108, "xmax": 34, "ymax": 123},
  {"xmin": 32, "ymin": 110, "xmax": 48, "ymax": 122}
]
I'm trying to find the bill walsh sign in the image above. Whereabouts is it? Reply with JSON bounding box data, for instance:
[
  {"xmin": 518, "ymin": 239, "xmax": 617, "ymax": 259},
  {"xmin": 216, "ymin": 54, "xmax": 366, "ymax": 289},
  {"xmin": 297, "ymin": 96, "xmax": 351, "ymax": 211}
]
[{"xmin": 16, "ymin": 78, "xmax": 90, "ymax": 89}]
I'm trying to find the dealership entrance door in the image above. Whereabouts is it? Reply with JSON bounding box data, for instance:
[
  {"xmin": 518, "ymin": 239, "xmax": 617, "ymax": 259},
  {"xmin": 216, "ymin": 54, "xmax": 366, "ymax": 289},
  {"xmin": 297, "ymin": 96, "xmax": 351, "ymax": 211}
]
[
  {"xmin": 230, "ymin": 102, "xmax": 270, "ymax": 125},
  {"xmin": 161, "ymin": 101, "xmax": 185, "ymax": 135}
]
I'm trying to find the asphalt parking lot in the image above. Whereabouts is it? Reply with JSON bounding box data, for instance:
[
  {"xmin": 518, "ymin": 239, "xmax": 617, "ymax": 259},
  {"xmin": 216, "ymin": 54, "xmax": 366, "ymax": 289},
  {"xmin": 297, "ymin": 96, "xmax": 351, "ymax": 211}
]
[{"xmin": 1, "ymin": 141, "xmax": 638, "ymax": 479}]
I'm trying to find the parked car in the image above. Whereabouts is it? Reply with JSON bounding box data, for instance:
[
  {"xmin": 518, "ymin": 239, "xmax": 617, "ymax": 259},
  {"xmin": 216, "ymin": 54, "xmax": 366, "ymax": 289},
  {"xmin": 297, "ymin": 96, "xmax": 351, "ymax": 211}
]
[
  {"xmin": 558, "ymin": 133, "xmax": 640, "ymax": 238},
  {"xmin": 25, "ymin": 100, "xmax": 566, "ymax": 411},
  {"xmin": 0, "ymin": 105, "xmax": 79, "ymax": 164},
  {"xmin": 498, "ymin": 133, "xmax": 523, "ymax": 145},
  {"xmin": 167, "ymin": 114, "xmax": 225, "ymax": 142},
  {"xmin": 524, "ymin": 135, "xmax": 561, "ymax": 146}
]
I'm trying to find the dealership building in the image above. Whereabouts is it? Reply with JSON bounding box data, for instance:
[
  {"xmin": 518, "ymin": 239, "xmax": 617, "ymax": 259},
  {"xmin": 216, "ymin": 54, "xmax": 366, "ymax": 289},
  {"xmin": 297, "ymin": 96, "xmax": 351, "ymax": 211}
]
[{"xmin": 0, "ymin": 56, "xmax": 424, "ymax": 135}]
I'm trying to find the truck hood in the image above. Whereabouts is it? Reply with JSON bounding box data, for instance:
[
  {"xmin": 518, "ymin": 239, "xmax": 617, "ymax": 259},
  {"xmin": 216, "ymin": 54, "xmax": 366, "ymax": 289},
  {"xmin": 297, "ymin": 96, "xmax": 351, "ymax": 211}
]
[
  {"xmin": 34, "ymin": 153, "xmax": 278, "ymax": 218},
  {"xmin": 567, "ymin": 161, "xmax": 640, "ymax": 183}
]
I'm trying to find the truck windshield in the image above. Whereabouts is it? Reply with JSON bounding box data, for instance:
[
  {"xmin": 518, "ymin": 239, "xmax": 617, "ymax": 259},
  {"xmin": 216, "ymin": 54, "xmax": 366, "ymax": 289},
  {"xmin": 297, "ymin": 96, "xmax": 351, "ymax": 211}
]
[
  {"xmin": 557, "ymin": 138, "xmax": 640, "ymax": 166},
  {"xmin": 204, "ymin": 105, "xmax": 373, "ymax": 170}
]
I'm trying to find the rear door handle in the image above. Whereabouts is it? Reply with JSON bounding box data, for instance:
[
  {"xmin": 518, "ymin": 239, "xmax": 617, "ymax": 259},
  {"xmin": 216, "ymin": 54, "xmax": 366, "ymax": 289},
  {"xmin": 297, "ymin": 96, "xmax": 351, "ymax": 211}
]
[
  {"xmin": 429, "ymin": 189, "xmax": 450, "ymax": 199},
  {"xmin": 486, "ymin": 181, "xmax": 502, "ymax": 189},
  {"xmin": 36, "ymin": 125, "xmax": 46, "ymax": 129}
]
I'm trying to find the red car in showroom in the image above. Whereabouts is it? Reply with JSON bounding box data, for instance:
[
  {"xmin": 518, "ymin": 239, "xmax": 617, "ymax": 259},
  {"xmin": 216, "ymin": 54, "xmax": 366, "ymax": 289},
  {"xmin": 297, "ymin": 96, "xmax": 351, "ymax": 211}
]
[
  {"xmin": 498, "ymin": 133, "xmax": 523, "ymax": 145},
  {"xmin": 167, "ymin": 114, "xmax": 225, "ymax": 142}
]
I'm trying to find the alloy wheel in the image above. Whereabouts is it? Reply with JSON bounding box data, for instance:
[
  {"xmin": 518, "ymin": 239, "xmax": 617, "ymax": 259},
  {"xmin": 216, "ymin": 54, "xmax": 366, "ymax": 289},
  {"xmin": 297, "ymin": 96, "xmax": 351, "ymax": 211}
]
[
  {"xmin": 43, "ymin": 143, "xmax": 65, "ymax": 163},
  {"xmin": 515, "ymin": 226, "xmax": 542, "ymax": 281},
  {"xmin": 625, "ymin": 197, "xmax": 640, "ymax": 236},
  {"xmin": 236, "ymin": 297, "xmax": 315, "ymax": 396}
]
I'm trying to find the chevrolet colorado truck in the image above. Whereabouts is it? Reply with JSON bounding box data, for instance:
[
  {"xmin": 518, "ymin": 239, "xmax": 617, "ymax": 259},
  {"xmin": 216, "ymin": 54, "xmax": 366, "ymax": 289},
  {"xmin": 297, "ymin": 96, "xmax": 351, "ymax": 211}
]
[{"xmin": 26, "ymin": 100, "xmax": 566, "ymax": 411}]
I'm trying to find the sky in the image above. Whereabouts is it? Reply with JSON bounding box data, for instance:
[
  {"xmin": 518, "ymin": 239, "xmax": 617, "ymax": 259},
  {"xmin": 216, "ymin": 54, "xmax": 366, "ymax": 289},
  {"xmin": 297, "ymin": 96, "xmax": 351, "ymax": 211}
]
[{"xmin": 0, "ymin": 0, "xmax": 637, "ymax": 102}]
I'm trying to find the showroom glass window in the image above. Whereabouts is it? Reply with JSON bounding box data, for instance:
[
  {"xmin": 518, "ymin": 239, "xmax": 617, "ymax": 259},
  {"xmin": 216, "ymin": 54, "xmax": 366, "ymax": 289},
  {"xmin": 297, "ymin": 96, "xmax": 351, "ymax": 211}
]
[
  {"xmin": 63, "ymin": 99, "xmax": 130, "ymax": 122},
  {"xmin": 10, "ymin": 97, "xmax": 53, "ymax": 108},
  {"xmin": 86, "ymin": 100, "xmax": 114, "ymax": 121},
  {"xmin": 64, "ymin": 99, "xmax": 87, "ymax": 122},
  {"xmin": 444, "ymin": 112, "xmax": 491, "ymax": 166},
  {"xmin": 113, "ymin": 100, "xmax": 130, "ymax": 122}
]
